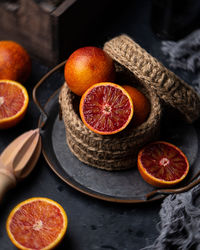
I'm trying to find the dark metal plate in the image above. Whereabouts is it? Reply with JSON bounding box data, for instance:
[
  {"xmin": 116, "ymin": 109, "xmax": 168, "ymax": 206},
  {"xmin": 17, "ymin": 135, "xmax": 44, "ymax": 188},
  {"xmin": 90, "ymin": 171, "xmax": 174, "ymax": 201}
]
[{"xmin": 40, "ymin": 89, "xmax": 199, "ymax": 203}]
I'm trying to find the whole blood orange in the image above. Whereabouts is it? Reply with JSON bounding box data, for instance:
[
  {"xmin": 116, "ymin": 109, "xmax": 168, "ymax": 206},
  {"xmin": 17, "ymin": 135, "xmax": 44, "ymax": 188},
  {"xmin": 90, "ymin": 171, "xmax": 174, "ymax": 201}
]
[
  {"xmin": 64, "ymin": 46, "xmax": 115, "ymax": 96},
  {"xmin": 137, "ymin": 141, "xmax": 189, "ymax": 188},
  {"xmin": 6, "ymin": 197, "xmax": 68, "ymax": 250},
  {"xmin": 0, "ymin": 80, "xmax": 29, "ymax": 129},
  {"xmin": 123, "ymin": 85, "xmax": 151, "ymax": 126},
  {"xmin": 0, "ymin": 41, "xmax": 31, "ymax": 83},
  {"xmin": 79, "ymin": 82, "xmax": 134, "ymax": 135}
]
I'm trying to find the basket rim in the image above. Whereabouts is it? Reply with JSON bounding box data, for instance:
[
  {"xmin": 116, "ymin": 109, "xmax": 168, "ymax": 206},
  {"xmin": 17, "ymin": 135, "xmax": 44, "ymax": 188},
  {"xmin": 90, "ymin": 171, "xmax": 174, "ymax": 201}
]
[
  {"xmin": 103, "ymin": 34, "xmax": 200, "ymax": 124},
  {"xmin": 59, "ymin": 81, "xmax": 161, "ymax": 142}
]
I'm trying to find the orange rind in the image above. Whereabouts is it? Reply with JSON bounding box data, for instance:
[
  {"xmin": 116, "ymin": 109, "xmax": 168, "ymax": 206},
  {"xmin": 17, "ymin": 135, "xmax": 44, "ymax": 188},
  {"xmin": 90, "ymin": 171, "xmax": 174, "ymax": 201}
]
[
  {"xmin": 137, "ymin": 141, "xmax": 189, "ymax": 188},
  {"xmin": 0, "ymin": 79, "xmax": 29, "ymax": 129},
  {"xmin": 79, "ymin": 82, "xmax": 134, "ymax": 135},
  {"xmin": 6, "ymin": 197, "xmax": 68, "ymax": 250}
]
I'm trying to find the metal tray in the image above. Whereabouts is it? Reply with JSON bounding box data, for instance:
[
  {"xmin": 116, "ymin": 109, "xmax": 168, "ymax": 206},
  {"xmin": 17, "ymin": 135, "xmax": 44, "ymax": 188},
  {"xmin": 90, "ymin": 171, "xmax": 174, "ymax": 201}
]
[{"xmin": 33, "ymin": 61, "xmax": 200, "ymax": 203}]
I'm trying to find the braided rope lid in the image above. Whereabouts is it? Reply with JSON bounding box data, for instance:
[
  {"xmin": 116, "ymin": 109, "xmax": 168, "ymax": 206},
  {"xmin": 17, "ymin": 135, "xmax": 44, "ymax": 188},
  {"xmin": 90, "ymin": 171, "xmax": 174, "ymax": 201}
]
[{"xmin": 103, "ymin": 34, "xmax": 200, "ymax": 124}]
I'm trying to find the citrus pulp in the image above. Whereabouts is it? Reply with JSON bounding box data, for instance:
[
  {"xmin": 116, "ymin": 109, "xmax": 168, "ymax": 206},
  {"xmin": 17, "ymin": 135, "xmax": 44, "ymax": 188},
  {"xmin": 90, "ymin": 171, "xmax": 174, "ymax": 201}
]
[
  {"xmin": 6, "ymin": 197, "xmax": 68, "ymax": 250},
  {"xmin": 0, "ymin": 80, "xmax": 29, "ymax": 129},
  {"xmin": 137, "ymin": 141, "xmax": 189, "ymax": 188},
  {"xmin": 79, "ymin": 82, "xmax": 134, "ymax": 135}
]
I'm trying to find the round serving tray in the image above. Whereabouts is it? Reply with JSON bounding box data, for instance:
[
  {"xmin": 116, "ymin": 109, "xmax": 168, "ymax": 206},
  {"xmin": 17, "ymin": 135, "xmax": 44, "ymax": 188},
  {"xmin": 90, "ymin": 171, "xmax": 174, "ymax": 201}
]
[{"xmin": 33, "ymin": 61, "xmax": 200, "ymax": 204}]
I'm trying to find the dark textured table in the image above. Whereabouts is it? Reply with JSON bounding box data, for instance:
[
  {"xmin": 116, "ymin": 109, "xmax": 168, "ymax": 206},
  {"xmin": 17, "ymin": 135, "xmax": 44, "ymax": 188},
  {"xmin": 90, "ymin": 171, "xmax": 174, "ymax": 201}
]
[
  {"xmin": 0, "ymin": 54, "xmax": 161, "ymax": 249},
  {"xmin": 1, "ymin": 1, "xmax": 199, "ymax": 249}
]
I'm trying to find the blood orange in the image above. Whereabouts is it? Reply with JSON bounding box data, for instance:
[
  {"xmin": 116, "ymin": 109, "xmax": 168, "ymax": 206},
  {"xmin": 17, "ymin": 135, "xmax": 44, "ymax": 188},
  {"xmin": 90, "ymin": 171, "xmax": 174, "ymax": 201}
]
[
  {"xmin": 64, "ymin": 46, "xmax": 115, "ymax": 96},
  {"xmin": 122, "ymin": 85, "xmax": 151, "ymax": 126},
  {"xmin": 137, "ymin": 141, "xmax": 189, "ymax": 188},
  {"xmin": 79, "ymin": 82, "xmax": 134, "ymax": 135},
  {"xmin": 6, "ymin": 197, "xmax": 68, "ymax": 250},
  {"xmin": 0, "ymin": 41, "xmax": 31, "ymax": 83},
  {"xmin": 0, "ymin": 79, "xmax": 29, "ymax": 129}
]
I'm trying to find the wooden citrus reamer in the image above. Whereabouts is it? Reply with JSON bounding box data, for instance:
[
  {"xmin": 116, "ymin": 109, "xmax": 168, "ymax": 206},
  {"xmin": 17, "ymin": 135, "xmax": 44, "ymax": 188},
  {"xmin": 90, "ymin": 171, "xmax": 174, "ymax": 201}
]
[
  {"xmin": 2, "ymin": 42, "xmax": 200, "ymax": 203},
  {"xmin": 0, "ymin": 129, "xmax": 41, "ymax": 201},
  {"xmin": 0, "ymin": 61, "xmax": 65, "ymax": 202}
]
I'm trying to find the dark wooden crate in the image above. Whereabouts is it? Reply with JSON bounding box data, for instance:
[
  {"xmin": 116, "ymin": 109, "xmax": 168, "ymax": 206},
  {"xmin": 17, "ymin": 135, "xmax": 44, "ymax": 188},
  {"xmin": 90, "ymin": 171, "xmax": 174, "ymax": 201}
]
[{"xmin": 0, "ymin": 0, "xmax": 122, "ymax": 66}]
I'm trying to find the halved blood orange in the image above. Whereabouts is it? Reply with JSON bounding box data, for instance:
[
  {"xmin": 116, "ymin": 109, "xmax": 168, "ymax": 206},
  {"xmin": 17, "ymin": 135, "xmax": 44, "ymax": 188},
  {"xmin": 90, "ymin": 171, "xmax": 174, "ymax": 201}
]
[
  {"xmin": 79, "ymin": 82, "xmax": 134, "ymax": 135},
  {"xmin": 6, "ymin": 197, "xmax": 68, "ymax": 250},
  {"xmin": 0, "ymin": 79, "xmax": 29, "ymax": 129},
  {"xmin": 137, "ymin": 141, "xmax": 189, "ymax": 188}
]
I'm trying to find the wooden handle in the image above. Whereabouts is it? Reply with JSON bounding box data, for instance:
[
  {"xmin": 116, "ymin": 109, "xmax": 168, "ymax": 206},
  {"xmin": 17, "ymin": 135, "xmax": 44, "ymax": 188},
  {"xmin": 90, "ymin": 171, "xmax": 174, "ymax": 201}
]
[{"xmin": 0, "ymin": 173, "xmax": 15, "ymax": 202}]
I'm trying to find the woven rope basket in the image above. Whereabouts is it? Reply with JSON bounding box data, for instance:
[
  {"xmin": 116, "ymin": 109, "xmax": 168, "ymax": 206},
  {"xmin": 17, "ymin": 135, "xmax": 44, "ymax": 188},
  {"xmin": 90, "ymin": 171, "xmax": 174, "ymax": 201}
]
[
  {"xmin": 104, "ymin": 35, "xmax": 200, "ymax": 124},
  {"xmin": 59, "ymin": 34, "xmax": 200, "ymax": 171}
]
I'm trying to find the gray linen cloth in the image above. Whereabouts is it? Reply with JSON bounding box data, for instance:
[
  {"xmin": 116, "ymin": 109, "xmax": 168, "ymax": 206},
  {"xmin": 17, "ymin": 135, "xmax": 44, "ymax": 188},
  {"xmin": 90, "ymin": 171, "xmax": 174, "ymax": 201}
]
[
  {"xmin": 161, "ymin": 29, "xmax": 200, "ymax": 93},
  {"xmin": 144, "ymin": 185, "xmax": 200, "ymax": 250},
  {"xmin": 143, "ymin": 29, "xmax": 200, "ymax": 250}
]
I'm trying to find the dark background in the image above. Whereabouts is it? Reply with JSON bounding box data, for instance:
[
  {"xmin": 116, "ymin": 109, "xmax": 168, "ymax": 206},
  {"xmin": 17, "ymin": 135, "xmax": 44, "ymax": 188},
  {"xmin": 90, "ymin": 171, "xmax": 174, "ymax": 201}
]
[{"xmin": 0, "ymin": 0, "xmax": 200, "ymax": 249}]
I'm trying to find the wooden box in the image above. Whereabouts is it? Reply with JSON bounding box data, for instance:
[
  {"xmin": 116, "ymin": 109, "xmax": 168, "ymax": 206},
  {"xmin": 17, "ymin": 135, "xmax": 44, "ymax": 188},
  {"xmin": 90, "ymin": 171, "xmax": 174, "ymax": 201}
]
[{"xmin": 0, "ymin": 0, "xmax": 120, "ymax": 66}]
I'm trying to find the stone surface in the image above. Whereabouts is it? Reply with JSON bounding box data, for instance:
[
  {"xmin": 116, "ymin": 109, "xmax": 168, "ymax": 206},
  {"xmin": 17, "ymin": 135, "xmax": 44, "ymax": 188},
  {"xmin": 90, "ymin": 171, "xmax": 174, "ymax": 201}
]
[{"xmin": 51, "ymin": 107, "xmax": 198, "ymax": 201}]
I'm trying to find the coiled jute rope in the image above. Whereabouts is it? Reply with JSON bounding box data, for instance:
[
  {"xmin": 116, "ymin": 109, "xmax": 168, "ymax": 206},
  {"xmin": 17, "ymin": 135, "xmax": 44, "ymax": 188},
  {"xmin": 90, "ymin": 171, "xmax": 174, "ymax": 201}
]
[
  {"xmin": 103, "ymin": 34, "xmax": 200, "ymax": 124},
  {"xmin": 59, "ymin": 34, "xmax": 200, "ymax": 171}
]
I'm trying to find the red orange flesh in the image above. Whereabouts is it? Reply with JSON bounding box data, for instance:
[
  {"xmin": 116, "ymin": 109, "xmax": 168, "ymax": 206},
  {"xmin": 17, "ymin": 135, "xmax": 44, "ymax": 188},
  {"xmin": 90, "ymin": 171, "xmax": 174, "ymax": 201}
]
[
  {"xmin": 79, "ymin": 82, "xmax": 134, "ymax": 135},
  {"xmin": 0, "ymin": 80, "xmax": 29, "ymax": 129},
  {"xmin": 137, "ymin": 141, "xmax": 189, "ymax": 188},
  {"xmin": 6, "ymin": 197, "xmax": 68, "ymax": 250}
]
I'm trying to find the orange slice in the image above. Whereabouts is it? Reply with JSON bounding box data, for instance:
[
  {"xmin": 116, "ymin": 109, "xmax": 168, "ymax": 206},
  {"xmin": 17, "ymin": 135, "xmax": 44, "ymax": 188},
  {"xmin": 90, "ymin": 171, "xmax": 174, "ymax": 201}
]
[
  {"xmin": 79, "ymin": 82, "xmax": 134, "ymax": 135},
  {"xmin": 0, "ymin": 79, "xmax": 29, "ymax": 129},
  {"xmin": 137, "ymin": 141, "xmax": 189, "ymax": 188},
  {"xmin": 6, "ymin": 197, "xmax": 68, "ymax": 250}
]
